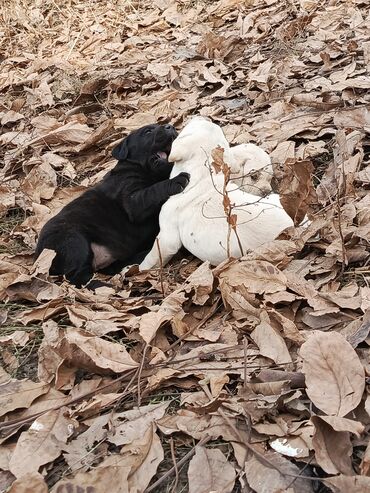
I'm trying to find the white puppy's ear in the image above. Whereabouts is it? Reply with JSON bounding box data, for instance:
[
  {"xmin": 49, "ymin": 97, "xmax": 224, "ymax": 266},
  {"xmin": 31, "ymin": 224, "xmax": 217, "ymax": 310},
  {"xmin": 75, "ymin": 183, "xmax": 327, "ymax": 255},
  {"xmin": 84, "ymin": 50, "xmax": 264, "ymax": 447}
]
[
  {"xmin": 223, "ymin": 147, "xmax": 241, "ymax": 174},
  {"xmin": 169, "ymin": 136, "xmax": 189, "ymax": 163}
]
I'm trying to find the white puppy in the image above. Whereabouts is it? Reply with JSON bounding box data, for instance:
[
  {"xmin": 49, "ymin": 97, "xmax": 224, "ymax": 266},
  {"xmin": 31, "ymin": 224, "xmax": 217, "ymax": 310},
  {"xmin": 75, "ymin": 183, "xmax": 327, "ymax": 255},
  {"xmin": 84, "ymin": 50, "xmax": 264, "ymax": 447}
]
[
  {"xmin": 226, "ymin": 143, "xmax": 273, "ymax": 196},
  {"xmin": 139, "ymin": 117, "xmax": 293, "ymax": 270}
]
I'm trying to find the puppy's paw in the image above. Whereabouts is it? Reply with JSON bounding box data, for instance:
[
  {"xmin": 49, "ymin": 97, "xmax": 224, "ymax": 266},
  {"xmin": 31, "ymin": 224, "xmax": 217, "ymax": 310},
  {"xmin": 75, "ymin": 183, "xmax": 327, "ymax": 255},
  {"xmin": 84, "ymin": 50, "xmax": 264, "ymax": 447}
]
[{"xmin": 169, "ymin": 172, "xmax": 190, "ymax": 195}]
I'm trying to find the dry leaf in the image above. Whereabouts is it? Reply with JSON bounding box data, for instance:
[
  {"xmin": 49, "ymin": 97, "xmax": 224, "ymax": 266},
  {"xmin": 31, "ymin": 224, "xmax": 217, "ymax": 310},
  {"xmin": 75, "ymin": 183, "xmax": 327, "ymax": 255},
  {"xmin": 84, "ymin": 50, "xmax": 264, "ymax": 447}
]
[
  {"xmin": 219, "ymin": 260, "xmax": 288, "ymax": 294},
  {"xmin": 139, "ymin": 291, "xmax": 186, "ymax": 343},
  {"xmin": 324, "ymin": 474, "xmax": 370, "ymax": 493},
  {"xmin": 51, "ymin": 456, "xmax": 130, "ymax": 493},
  {"xmin": 300, "ymin": 331, "xmax": 365, "ymax": 416},
  {"xmin": 9, "ymin": 408, "xmax": 76, "ymax": 478},
  {"xmin": 7, "ymin": 472, "xmax": 48, "ymax": 493},
  {"xmin": 251, "ymin": 322, "xmax": 292, "ymax": 364},
  {"xmin": 120, "ymin": 424, "xmax": 164, "ymax": 493},
  {"xmin": 107, "ymin": 402, "xmax": 170, "ymax": 446},
  {"xmin": 0, "ymin": 378, "xmax": 49, "ymax": 417},
  {"xmin": 0, "ymin": 330, "xmax": 31, "ymax": 347},
  {"xmin": 188, "ymin": 446, "xmax": 236, "ymax": 493},
  {"xmin": 311, "ymin": 415, "xmax": 353, "ymax": 475},
  {"xmin": 244, "ymin": 452, "xmax": 314, "ymax": 493},
  {"xmin": 279, "ymin": 158, "xmax": 316, "ymax": 225}
]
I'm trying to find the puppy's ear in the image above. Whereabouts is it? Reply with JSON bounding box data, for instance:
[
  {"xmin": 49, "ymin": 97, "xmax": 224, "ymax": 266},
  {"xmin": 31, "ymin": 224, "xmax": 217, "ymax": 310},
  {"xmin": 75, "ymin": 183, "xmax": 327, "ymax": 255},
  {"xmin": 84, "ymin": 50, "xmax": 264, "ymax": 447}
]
[
  {"xmin": 223, "ymin": 147, "xmax": 242, "ymax": 174},
  {"xmin": 168, "ymin": 136, "xmax": 188, "ymax": 163},
  {"xmin": 112, "ymin": 136, "xmax": 129, "ymax": 160}
]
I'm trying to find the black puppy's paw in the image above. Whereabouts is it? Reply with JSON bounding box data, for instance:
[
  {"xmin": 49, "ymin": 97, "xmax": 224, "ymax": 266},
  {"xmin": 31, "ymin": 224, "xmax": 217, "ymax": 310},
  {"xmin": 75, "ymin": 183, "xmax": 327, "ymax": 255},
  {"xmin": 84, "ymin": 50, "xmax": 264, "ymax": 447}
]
[
  {"xmin": 150, "ymin": 157, "xmax": 173, "ymax": 179},
  {"xmin": 169, "ymin": 172, "xmax": 190, "ymax": 195}
]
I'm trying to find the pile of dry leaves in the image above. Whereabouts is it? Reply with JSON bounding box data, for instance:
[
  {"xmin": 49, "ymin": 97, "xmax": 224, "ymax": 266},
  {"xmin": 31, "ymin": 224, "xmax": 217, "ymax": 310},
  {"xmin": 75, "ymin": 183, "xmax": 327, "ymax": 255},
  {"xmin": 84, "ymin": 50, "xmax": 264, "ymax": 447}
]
[{"xmin": 0, "ymin": 0, "xmax": 370, "ymax": 491}]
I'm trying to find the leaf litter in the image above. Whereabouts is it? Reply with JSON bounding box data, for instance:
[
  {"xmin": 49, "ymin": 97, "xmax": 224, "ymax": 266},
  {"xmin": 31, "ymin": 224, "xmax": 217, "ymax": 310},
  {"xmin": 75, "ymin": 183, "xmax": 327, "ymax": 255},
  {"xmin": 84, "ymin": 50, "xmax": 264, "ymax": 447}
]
[{"xmin": 0, "ymin": 0, "xmax": 370, "ymax": 491}]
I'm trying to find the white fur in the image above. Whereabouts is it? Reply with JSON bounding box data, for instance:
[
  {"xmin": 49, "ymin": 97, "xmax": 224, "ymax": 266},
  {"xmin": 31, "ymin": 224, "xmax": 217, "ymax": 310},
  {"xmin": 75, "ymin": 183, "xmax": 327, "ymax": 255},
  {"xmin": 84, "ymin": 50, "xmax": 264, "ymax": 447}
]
[
  {"xmin": 139, "ymin": 117, "xmax": 293, "ymax": 270},
  {"xmin": 226, "ymin": 143, "xmax": 273, "ymax": 196}
]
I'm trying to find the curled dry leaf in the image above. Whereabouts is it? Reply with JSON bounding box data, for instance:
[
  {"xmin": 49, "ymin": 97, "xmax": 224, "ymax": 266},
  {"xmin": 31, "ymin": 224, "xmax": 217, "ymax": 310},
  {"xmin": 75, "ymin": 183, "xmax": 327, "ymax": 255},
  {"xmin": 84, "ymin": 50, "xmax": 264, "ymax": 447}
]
[
  {"xmin": 139, "ymin": 291, "xmax": 186, "ymax": 343},
  {"xmin": 279, "ymin": 158, "xmax": 317, "ymax": 225},
  {"xmin": 188, "ymin": 446, "xmax": 236, "ymax": 493},
  {"xmin": 0, "ymin": 330, "xmax": 31, "ymax": 347},
  {"xmin": 183, "ymin": 261, "xmax": 214, "ymax": 305},
  {"xmin": 31, "ymin": 248, "xmax": 56, "ymax": 276},
  {"xmin": 39, "ymin": 325, "xmax": 139, "ymax": 379},
  {"xmin": 300, "ymin": 331, "xmax": 365, "ymax": 416},
  {"xmin": 6, "ymin": 275, "xmax": 62, "ymax": 303}
]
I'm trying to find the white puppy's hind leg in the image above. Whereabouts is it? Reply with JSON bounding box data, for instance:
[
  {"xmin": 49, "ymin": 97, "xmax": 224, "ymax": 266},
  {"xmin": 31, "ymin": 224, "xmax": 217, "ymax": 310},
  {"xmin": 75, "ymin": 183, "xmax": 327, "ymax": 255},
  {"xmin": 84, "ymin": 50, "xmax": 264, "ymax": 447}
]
[{"xmin": 139, "ymin": 228, "xmax": 182, "ymax": 271}]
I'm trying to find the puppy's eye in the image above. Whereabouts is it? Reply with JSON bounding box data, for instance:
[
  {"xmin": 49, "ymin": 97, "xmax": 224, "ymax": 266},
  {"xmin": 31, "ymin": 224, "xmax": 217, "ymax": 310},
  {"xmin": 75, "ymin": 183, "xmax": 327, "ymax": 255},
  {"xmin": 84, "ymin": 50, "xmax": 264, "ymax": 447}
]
[
  {"xmin": 250, "ymin": 172, "xmax": 259, "ymax": 181},
  {"xmin": 145, "ymin": 129, "xmax": 153, "ymax": 134}
]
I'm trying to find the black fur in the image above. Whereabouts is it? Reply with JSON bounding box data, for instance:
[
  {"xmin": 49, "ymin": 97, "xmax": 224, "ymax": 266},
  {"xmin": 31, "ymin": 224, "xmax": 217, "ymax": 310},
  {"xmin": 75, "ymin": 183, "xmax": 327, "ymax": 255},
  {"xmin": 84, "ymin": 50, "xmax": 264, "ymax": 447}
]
[{"xmin": 35, "ymin": 123, "xmax": 189, "ymax": 287}]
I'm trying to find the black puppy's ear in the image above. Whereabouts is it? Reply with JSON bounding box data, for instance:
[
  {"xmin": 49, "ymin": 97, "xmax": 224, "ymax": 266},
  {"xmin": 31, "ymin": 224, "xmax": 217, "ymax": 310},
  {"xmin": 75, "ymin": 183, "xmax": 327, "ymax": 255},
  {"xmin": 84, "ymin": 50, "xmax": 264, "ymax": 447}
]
[{"xmin": 112, "ymin": 136, "xmax": 129, "ymax": 160}]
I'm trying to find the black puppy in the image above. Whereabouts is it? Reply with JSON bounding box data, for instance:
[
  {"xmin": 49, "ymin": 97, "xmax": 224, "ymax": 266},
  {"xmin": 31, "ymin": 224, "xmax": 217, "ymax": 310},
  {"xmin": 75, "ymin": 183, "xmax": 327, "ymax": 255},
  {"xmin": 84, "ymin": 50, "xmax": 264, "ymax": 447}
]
[{"xmin": 35, "ymin": 123, "xmax": 189, "ymax": 287}]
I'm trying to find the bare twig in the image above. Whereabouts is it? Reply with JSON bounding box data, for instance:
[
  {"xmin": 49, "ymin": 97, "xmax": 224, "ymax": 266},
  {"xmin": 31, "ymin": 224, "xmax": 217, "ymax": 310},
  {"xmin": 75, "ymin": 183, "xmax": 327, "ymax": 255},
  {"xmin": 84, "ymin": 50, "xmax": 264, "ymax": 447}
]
[{"xmin": 169, "ymin": 437, "xmax": 179, "ymax": 493}]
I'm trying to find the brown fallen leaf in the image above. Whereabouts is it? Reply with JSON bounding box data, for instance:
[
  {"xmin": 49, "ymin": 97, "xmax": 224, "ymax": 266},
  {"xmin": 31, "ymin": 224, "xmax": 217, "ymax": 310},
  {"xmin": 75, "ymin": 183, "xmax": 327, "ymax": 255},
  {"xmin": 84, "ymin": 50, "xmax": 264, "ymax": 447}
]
[
  {"xmin": 317, "ymin": 415, "xmax": 364, "ymax": 435},
  {"xmin": 279, "ymin": 158, "xmax": 317, "ymax": 225},
  {"xmin": 300, "ymin": 331, "xmax": 365, "ymax": 416},
  {"xmin": 0, "ymin": 330, "xmax": 31, "ymax": 347},
  {"xmin": 6, "ymin": 275, "xmax": 62, "ymax": 303},
  {"xmin": 19, "ymin": 298, "xmax": 66, "ymax": 326},
  {"xmin": 0, "ymin": 186, "xmax": 16, "ymax": 216},
  {"xmin": 219, "ymin": 259, "xmax": 287, "ymax": 295},
  {"xmin": 1, "ymin": 110, "xmax": 24, "ymax": 126},
  {"xmin": 38, "ymin": 324, "xmax": 139, "ymax": 382},
  {"xmin": 311, "ymin": 415, "xmax": 353, "ymax": 475},
  {"xmin": 158, "ymin": 409, "xmax": 250, "ymax": 444},
  {"xmin": 0, "ymin": 378, "xmax": 49, "ymax": 418},
  {"xmin": 31, "ymin": 248, "xmax": 56, "ymax": 276},
  {"xmin": 77, "ymin": 119, "xmax": 114, "ymax": 151},
  {"xmin": 244, "ymin": 451, "xmax": 314, "ymax": 493},
  {"xmin": 139, "ymin": 290, "xmax": 186, "ymax": 343},
  {"xmin": 183, "ymin": 261, "xmax": 214, "ymax": 305},
  {"xmin": 0, "ymin": 470, "xmax": 15, "ymax": 492},
  {"xmin": 22, "ymin": 161, "xmax": 57, "ymax": 204},
  {"xmin": 120, "ymin": 424, "xmax": 164, "ymax": 493},
  {"xmin": 361, "ymin": 441, "xmax": 370, "ymax": 476},
  {"xmin": 188, "ymin": 445, "xmax": 236, "ymax": 493},
  {"xmin": 64, "ymin": 329, "xmax": 139, "ymax": 373},
  {"xmin": 7, "ymin": 472, "xmax": 48, "ymax": 493},
  {"xmin": 106, "ymin": 402, "xmax": 170, "ymax": 446},
  {"xmin": 63, "ymin": 414, "xmax": 111, "ymax": 472},
  {"xmin": 324, "ymin": 474, "xmax": 370, "ymax": 493},
  {"xmin": 51, "ymin": 456, "xmax": 131, "ymax": 493},
  {"xmin": 29, "ymin": 121, "xmax": 93, "ymax": 147},
  {"xmin": 9, "ymin": 408, "xmax": 77, "ymax": 478},
  {"xmin": 251, "ymin": 322, "xmax": 292, "ymax": 364}
]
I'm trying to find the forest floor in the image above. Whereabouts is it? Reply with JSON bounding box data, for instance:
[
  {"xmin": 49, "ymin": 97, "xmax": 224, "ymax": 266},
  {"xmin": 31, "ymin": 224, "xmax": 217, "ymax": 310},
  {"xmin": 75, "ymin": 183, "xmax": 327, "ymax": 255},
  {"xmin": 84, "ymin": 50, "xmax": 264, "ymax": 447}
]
[{"xmin": 0, "ymin": 0, "xmax": 370, "ymax": 492}]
